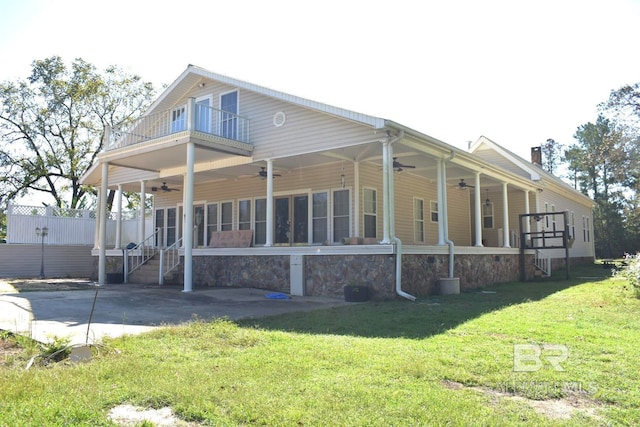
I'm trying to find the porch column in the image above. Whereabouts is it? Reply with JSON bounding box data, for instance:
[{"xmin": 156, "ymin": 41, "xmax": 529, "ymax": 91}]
[
  {"xmin": 139, "ymin": 181, "xmax": 146, "ymax": 243},
  {"xmin": 436, "ymin": 159, "xmax": 445, "ymax": 245},
  {"xmin": 387, "ymin": 142, "xmax": 396, "ymax": 237},
  {"xmin": 115, "ymin": 184, "xmax": 123, "ymax": 249},
  {"xmin": 502, "ymin": 182, "xmax": 510, "ymax": 248},
  {"xmin": 183, "ymin": 141, "xmax": 195, "ymax": 292},
  {"xmin": 187, "ymin": 97, "xmax": 196, "ymax": 131},
  {"xmin": 474, "ymin": 172, "xmax": 483, "ymax": 247},
  {"xmin": 93, "ymin": 189, "xmax": 100, "ymax": 250},
  {"xmin": 353, "ymin": 161, "xmax": 360, "ymax": 238},
  {"xmin": 265, "ymin": 159, "xmax": 274, "ymax": 246},
  {"xmin": 98, "ymin": 161, "xmax": 109, "ymax": 285},
  {"xmin": 524, "ymin": 190, "xmax": 531, "ymax": 235},
  {"xmin": 381, "ymin": 140, "xmax": 391, "ymax": 244}
]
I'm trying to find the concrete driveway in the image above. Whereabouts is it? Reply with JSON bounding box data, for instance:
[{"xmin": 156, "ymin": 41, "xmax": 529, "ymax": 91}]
[{"xmin": 0, "ymin": 283, "xmax": 350, "ymax": 344}]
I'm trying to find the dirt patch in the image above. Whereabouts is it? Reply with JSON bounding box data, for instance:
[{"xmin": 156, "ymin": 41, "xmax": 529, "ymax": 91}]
[
  {"xmin": 108, "ymin": 404, "xmax": 202, "ymax": 426},
  {"xmin": 442, "ymin": 380, "xmax": 603, "ymax": 421},
  {"xmin": 0, "ymin": 278, "xmax": 95, "ymax": 293}
]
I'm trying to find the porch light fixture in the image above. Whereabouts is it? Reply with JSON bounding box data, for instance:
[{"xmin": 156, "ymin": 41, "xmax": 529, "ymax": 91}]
[
  {"xmin": 35, "ymin": 226, "xmax": 48, "ymax": 279},
  {"xmin": 198, "ymin": 82, "xmax": 205, "ymax": 88},
  {"xmin": 484, "ymin": 189, "xmax": 491, "ymax": 207},
  {"xmin": 341, "ymin": 174, "xmax": 345, "ymax": 188}
]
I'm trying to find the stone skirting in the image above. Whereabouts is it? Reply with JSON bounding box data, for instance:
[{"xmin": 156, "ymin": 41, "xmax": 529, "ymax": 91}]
[{"xmin": 96, "ymin": 252, "xmax": 596, "ymax": 299}]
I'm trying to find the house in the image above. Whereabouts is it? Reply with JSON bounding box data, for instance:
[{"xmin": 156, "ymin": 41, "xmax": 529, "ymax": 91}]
[{"xmin": 80, "ymin": 65, "xmax": 595, "ymax": 300}]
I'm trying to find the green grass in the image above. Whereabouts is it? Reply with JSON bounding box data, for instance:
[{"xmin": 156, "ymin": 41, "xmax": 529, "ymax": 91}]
[{"xmin": 1, "ymin": 264, "xmax": 639, "ymax": 426}]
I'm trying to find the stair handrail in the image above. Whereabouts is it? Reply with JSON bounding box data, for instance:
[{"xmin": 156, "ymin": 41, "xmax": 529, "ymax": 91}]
[
  {"xmin": 124, "ymin": 229, "xmax": 160, "ymax": 283},
  {"xmin": 535, "ymin": 249, "xmax": 551, "ymax": 277},
  {"xmin": 159, "ymin": 237, "xmax": 183, "ymax": 285}
]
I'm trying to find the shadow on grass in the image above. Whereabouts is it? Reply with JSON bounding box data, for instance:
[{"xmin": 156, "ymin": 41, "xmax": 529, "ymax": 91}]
[{"xmin": 239, "ymin": 264, "xmax": 611, "ymax": 339}]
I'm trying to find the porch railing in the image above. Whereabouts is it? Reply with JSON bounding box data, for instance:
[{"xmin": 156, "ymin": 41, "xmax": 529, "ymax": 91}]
[
  {"xmin": 535, "ymin": 249, "xmax": 551, "ymax": 277},
  {"xmin": 123, "ymin": 229, "xmax": 160, "ymax": 283},
  {"xmin": 159, "ymin": 237, "xmax": 183, "ymax": 285},
  {"xmin": 107, "ymin": 102, "xmax": 250, "ymax": 150}
]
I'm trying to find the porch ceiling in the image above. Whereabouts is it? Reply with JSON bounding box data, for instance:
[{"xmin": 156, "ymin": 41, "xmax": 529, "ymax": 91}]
[{"xmin": 99, "ymin": 138, "xmax": 518, "ymax": 194}]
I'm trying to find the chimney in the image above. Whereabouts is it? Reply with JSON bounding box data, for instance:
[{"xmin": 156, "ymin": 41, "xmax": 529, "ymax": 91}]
[{"xmin": 531, "ymin": 146, "xmax": 542, "ymax": 166}]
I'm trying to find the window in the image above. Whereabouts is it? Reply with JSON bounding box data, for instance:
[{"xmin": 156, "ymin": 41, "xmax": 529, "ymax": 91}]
[
  {"xmin": 221, "ymin": 201, "xmax": 233, "ymax": 231},
  {"xmin": 254, "ymin": 199, "xmax": 266, "ymax": 245},
  {"xmin": 312, "ymin": 192, "xmax": 328, "ymax": 244},
  {"xmin": 430, "ymin": 201, "xmax": 438, "ymax": 222},
  {"xmin": 220, "ymin": 91, "xmax": 238, "ymax": 139},
  {"xmin": 570, "ymin": 211, "xmax": 575, "ymax": 240},
  {"xmin": 363, "ymin": 188, "xmax": 377, "ymax": 239},
  {"xmin": 483, "ymin": 202, "xmax": 494, "ymax": 229},
  {"xmin": 238, "ymin": 200, "xmax": 251, "ymax": 230},
  {"xmin": 333, "ymin": 189, "xmax": 350, "ymax": 243},
  {"xmin": 166, "ymin": 207, "xmax": 177, "ymax": 246},
  {"xmin": 551, "ymin": 205, "xmax": 557, "ymax": 233},
  {"xmin": 544, "ymin": 202, "xmax": 549, "ymax": 228},
  {"xmin": 206, "ymin": 203, "xmax": 218, "ymax": 244},
  {"xmin": 585, "ymin": 217, "xmax": 591, "ymax": 242},
  {"xmin": 414, "ymin": 198, "xmax": 424, "ymax": 243},
  {"xmin": 171, "ymin": 105, "xmax": 186, "ymax": 132}
]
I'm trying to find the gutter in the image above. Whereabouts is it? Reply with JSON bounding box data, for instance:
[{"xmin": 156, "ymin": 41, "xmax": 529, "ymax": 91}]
[
  {"xmin": 384, "ymin": 130, "xmax": 416, "ymax": 301},
  {"xmin": 440, "ymin": 153, "xmax": 455, "ymax": 278}
]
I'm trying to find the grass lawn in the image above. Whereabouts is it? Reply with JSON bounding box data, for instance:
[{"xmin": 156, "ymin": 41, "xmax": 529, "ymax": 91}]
[{"xmin": 1, "ymin": 264, "xmax": 639, "ymax": 426}]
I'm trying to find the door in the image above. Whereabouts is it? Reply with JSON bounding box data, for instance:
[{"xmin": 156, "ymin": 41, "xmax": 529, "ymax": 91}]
[
  {"xmin": 177, "ymin": 205, "xmax": 205, "ymax": 247},
  {"xmin": 275, "ymin": 195, "xmax": 308, "ymax": 245},
  {"xmin": 220, "ymin": 91, "xmax": 238, "ymax": 139},
  {"xmin": 195, "ymin": 98, "xmax": 211, "ymax": 132},
  {"xmin": 155, "ymin": 207, "xmax": 177, "ymax": 248}
]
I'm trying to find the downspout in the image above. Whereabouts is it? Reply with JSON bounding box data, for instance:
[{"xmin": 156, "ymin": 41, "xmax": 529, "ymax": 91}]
[
  {"xmin": 386, "ymin": 131, "xmax": 416, "ymax": 301},
  {"xmin": 440, "ymin": 153, "xmax": 455, "ymax": 278}
]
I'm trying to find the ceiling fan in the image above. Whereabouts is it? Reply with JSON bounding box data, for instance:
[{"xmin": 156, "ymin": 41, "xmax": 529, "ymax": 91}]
[
  {"xmin": 393, "ymin": 157, "xmax": 416, "ymax": 172},
  {"xmin": 457, "ymin": 178, "xmax": 475, "ymax": 189},
  {"xmin": 151, "ymin": 182, "xmax": 179, "ymax": 192},
  {"xmin": 257, "ymin": 167, "xmax": 281, "ymax": 179}
]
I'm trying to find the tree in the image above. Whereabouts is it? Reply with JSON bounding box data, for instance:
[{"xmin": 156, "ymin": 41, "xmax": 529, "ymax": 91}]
[
  {"xmin": 540, "ymin": 138, "xmax": 562, "ymax": 175},
  {"xmin": 565, "ymin": 115, "xmax": 632, "ymax": 257},
  {"xmin": 0, "ymin": 56, "xmax": 155, "ymax": 211}
]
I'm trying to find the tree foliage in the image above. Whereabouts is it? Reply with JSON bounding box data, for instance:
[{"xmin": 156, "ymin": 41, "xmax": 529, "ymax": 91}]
[
  {"xmin": 540, "ymin": 138, "xmax": 563, "ymax": 175},
  {"xmin": 565, "ymin": 80, "xmax": 640, "ymax": 257},
  {"xmin": 0, "ymin": 56, "xmax": 155, "ymax": 210}
]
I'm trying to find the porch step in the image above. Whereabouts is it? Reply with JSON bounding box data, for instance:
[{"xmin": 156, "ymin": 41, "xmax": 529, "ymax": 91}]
[{"xmin": 128, "ymin": 257, "xmax": 180, "ymax": 285}]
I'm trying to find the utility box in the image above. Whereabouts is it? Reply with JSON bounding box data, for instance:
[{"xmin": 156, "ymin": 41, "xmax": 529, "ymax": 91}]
[{"xmin": 290, "ymin": 255, "xmax": 305, "ymax": 296}]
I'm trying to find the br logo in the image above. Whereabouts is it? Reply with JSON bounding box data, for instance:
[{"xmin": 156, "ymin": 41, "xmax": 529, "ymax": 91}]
[{"xmin": 513, "ymin": 344, "xmax": 569, "ymax": 372}]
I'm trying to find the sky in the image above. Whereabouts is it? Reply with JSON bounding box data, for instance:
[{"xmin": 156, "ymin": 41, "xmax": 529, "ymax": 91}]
[{"xmin": 1, "ymin": 0, "xmax": 639, "ymax": 167}]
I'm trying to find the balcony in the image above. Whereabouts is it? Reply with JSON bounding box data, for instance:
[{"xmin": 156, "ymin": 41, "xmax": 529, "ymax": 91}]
[{"xmin": 106, "ymin": 98, "xmax": 250, "ymax": 151}]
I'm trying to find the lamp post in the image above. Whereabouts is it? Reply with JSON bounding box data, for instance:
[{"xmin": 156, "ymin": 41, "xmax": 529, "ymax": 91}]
[{"xmin": 35, "ymin": 226, "xmax": 48, "ymax": 279}]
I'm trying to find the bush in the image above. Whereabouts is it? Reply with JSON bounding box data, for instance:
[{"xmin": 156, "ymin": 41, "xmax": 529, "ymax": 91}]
[{"xmin": 618, "ymin": 254, "xmax": 640, "ymax": 297}]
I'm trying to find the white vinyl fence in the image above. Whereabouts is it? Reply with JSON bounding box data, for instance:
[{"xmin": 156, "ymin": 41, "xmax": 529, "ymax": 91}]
[{"xmin": 6, "ymin": 204, "xmax": 152, "ymax": 246}]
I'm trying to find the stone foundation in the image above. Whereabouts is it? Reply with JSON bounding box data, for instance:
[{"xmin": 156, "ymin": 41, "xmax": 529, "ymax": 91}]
[{"xmin": 97, "ymin": 251, "xmax": 591, "ymax": 299}]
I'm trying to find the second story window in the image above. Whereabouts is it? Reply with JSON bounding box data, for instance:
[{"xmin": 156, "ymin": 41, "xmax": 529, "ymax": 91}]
[{"xmin": 171, "ymin": 105, "xmax": 186, "ymax": 132}]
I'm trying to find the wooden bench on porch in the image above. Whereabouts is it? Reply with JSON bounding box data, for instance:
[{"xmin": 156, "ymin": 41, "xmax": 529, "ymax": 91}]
[{"xmin": 208, "ymin": 230, "xmax": 253, "ymax": 248}]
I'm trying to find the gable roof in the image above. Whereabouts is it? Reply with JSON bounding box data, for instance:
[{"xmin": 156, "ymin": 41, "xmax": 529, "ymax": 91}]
[
  {"xmin": 469, "ymin": 136, "xmax": 594, "ymax": 206},
  {"xmin": 149, "ymin": 65, "xmax": 387, "ymax": 129}
]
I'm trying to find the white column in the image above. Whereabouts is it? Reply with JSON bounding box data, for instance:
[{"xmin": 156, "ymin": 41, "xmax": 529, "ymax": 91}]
[
  {"xmin": 93, "ymin": 189, "xmax": 101, "ymax": 250},
  {"xmin": 98, "ymin": 162, "xmax": 109, "ymax": 285},
  {"xmin": 387, "ymin": 142, "xmax": 396, "ymax": 238},
  {"xmin": 183, "ymin": 142, "xmax": 195, "ymax": 292},
  {"xmin": 265, "ymin": 159, "xmax": 274, "ymax": 247},
  {"xmin": 502, "ymin": 182, "xmax": 510, "ymax": 248},
  {"xmin": 139, "ymin": 181, "xmax": 146, "ymax": 243},
  {"xmin": 474, "ymin": 172, "xmax": 483, "ymax": 247},
  {"xmin": 436, "ymin": 159, "xmax": 445, "ymax": 245},
  {"xmin": 381, "ymin": 141, "xmax": 391, "ymax": 244},
  {"xmin": 115, "ymin": 184, "xmax": 123, "ymax": 249},
  {"xmin": 353, "ymin": 161, "xmax": 360, "ymax": 238},
  {"xmin": 524, "ymin": 190, "xmax": 531, "ymax": 235}
]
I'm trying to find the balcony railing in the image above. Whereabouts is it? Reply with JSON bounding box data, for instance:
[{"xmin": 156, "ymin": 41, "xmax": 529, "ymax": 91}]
[{"xmin": 106, "ymin": 99, "xmax": 250, "ymax": 150}]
